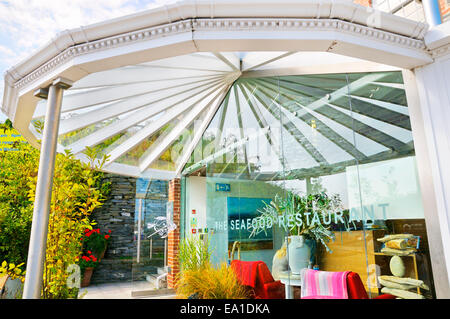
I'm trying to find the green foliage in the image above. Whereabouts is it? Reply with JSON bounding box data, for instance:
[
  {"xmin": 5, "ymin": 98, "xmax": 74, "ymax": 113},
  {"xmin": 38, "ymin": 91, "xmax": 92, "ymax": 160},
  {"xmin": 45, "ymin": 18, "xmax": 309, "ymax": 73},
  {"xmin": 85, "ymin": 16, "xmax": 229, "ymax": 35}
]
[
  {"xmin": 0, "ymin": 119, "xmax": 13, "ymax": 133},
  {"xmin": 0, "ymin": 260, "xmax": 26, "ymax": 282},
  {"xmin": 250, "ymin": 192, "xmax": 338, "ymax": 252},
  {"xmin": 78, "ymin": 254, "xmax": 100, "ymax": 273},
  {"xmin": 0, "ymin": 142, "xmax": 37, "ymax": 264},
  {"xmin": 0, "ymin": 124, "xmax": 111, "ymax": 299},
  {"xmin": 175, "ymin": 262, "xmax": 250, "ymax": 299},
  {"xmin": 37, "ymin": 146, "xmax": 109, "ymax": 299},
  {"xmin": 176, "ymin": 237, "xmax": 249, "ymax": 299},
  {"xmin": 81, "ymin": 228, "xmax": 111, "ymax": 257},
  {"xmin": 178, "ymin": 236, "xmax": 212, "ymax": 272}
]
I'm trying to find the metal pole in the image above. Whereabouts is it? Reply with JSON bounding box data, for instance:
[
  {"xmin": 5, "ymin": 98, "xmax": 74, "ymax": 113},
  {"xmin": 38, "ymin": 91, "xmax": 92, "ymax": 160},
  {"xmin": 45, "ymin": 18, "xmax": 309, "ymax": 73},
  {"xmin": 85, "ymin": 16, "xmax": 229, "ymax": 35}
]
[
  {"xmin": 22, "ymin": 78, "xmax": 72, "ymax": 299},
  {"xmin": 149, "ymin": 238, "xmax": 153, "ymax": 260},
  {"xmin": 422, "ymin": 0, "xmax": 442, "ymax": 27},
  {"xmin": 164, "ymin": 238, "xmax": 167, "ymax": 266},
  {"xmin": 137, "ymin": 198, "xmax": 142, "ymax": 264}
]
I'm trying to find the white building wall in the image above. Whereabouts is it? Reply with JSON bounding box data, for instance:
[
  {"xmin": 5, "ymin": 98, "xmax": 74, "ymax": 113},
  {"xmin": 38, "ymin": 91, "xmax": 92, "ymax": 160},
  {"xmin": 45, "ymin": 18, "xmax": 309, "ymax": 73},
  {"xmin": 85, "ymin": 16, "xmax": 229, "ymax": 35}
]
[{"xmin": 409, "ymin": 43, "xmax": 450, "ymax": 297}]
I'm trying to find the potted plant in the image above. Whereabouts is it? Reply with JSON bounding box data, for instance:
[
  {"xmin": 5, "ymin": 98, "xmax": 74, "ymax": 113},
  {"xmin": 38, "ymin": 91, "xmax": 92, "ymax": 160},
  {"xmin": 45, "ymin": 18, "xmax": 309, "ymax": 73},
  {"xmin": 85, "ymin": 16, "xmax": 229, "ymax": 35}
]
[
  {"xmin": 82, "ymin": 228, "xmax": 111, "ymax": 260},
  {"xmin": 250, "ymin": 192, "xmax": 339, "ymax": 274},
  {"xmin": 78, "ymin": 228, "xmax": 111, "ymax": 287},
  {"xmin": 175, "ymin": 237, "xmax": 250, "ymax": 299},
  {"xmin": 78, "ymin": 253, "xmax": 100, "ymax": 287}
]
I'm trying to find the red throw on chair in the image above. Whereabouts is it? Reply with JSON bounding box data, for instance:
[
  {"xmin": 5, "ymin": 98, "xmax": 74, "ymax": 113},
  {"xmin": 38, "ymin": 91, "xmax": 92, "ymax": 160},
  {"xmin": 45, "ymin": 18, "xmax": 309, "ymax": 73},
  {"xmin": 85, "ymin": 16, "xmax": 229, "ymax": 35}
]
[
  {"xmin": 347, "ymin": 272, "xmax": 396, "ymax": 299},
  {"xmin": 230, "ymin": 260, "xmax": 285, "ymax": 299}
]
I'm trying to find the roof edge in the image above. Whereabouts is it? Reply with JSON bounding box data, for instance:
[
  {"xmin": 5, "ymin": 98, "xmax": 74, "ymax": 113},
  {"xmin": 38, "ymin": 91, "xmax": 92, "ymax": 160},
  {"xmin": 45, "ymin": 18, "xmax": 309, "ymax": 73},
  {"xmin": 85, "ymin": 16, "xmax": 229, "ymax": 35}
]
[
  {"xmin": 4, "ymin": 0, "xmax": 428, "ymax": 84},
  {"xmin": 424, "ymin": 21, "xmax": 450, "ymax": 51}
]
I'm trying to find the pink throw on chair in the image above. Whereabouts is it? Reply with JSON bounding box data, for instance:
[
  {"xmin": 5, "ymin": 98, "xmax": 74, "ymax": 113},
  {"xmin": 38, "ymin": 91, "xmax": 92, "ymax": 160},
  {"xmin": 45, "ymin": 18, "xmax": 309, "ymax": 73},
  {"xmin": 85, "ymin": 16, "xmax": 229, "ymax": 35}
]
[{"xmin": 300, "ymin": 269, "xmax": 350, "ymax": 299}]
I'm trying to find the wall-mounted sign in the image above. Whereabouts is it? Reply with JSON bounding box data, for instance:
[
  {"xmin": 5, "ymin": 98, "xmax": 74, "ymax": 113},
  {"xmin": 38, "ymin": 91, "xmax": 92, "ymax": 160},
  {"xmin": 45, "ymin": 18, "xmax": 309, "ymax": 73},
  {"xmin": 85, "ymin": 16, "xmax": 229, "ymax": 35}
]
[
  {"xmin": 227, "ymin": 197, "xmax": 273, "ymax": 251},
  {"xmin": 190, "ymin": 217, "xmax": 197, "ymax": 229},
  {"xmin": 215, "ymin": 183, "xmax": 231, "ymax": 192},
  {"xmin": 166, "ymin": 201, "xmax": 174, "ymax": 223}
]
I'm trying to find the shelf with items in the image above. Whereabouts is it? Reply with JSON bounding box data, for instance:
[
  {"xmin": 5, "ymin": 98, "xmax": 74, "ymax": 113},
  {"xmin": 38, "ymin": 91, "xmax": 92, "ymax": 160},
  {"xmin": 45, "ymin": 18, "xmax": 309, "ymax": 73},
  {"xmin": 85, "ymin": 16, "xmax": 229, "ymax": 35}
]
[
  {"xmin": 372, "ymin": 228, "xmax": 432, "ymax": 299},
  {"xmin": 373, "ymin": 252, "xmax": 421, "ymax": 295}
]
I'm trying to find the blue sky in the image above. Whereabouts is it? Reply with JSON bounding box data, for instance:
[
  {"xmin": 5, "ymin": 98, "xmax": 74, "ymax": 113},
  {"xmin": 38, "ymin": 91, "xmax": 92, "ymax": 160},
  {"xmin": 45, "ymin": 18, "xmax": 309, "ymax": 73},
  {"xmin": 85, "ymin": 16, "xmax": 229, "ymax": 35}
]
[{"xmin": 0, "ymin": 0, "xmax": 175, "ymax": 122}]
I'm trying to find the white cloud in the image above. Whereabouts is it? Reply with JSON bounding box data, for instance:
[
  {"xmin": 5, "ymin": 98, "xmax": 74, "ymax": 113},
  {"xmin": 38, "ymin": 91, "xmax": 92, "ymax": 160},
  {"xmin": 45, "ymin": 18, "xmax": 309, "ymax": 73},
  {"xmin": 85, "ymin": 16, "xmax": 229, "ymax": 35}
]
[
  {"xmin": 0, "ymin": 0, "xmax": 167, "ymax": 59},
  {"xmin": 0, "ymin": 0, "xmax": 177, "ymax": 120}
]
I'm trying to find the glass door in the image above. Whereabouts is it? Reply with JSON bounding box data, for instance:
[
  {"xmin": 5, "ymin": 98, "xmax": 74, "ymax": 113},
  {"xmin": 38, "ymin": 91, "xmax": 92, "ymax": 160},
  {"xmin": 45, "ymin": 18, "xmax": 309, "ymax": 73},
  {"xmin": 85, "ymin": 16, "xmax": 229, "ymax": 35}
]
[{"xmin": 132, "ymin": 178, "xmax": 169, "ymax": 294}]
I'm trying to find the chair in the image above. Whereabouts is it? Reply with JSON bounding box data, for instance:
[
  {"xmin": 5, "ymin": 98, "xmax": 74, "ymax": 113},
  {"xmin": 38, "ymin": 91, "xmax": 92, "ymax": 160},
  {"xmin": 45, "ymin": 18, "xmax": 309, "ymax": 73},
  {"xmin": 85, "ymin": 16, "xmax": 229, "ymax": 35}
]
[
  {"xmin": 230, "ymin": 260, "xmax": 285, "ymax": 299},
  {"xmin": 347, "ymin": 271, "xmax": 396, "ymax": 299},
  {"xmin": 301, "ymin": 269, "xmax": 395, "ymax": 299}
]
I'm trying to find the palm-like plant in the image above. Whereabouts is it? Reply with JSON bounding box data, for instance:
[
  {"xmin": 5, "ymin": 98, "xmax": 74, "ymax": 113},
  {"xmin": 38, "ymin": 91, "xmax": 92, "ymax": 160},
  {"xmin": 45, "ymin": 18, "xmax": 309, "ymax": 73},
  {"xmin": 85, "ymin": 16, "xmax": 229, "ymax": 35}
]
[{"xmin": 250, "ymin": 192, "xmax": 338, "ymax": 252}]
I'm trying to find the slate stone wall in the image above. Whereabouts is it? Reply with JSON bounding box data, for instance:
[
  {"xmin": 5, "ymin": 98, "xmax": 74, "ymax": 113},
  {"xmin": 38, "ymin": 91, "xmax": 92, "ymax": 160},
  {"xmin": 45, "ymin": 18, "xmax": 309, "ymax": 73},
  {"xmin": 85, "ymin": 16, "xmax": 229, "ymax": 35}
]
[
  {"xmin": 90, "ymin": 174, "xmax": 136, "ymax": 284},
  {"xmin": 89, "ymin": 173, "xmax": 169, "ymax": 285}
]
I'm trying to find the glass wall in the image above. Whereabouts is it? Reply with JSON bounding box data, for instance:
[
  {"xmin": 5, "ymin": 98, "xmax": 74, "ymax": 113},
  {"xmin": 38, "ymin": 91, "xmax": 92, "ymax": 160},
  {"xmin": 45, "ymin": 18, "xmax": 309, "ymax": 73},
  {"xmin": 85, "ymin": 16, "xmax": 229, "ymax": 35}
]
[
  {"xmin": 181, "ymin": 71, "xmax": 436, "ymax": 299},
  {"xmin": 131, "ymin": 178, "xmax": 170, "ymax": 293}
]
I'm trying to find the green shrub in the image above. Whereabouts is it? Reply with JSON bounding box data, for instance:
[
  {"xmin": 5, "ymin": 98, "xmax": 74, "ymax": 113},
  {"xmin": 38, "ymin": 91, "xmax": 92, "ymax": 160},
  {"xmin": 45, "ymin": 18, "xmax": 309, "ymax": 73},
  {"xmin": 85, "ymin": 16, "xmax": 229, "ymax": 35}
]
[
  {"xmin": 0, "ymin": 124, "xmax": 110, "ymax": 298},
  {"xmin": 0, "ymin": 142, "xmax": 37, "ymax": 264}
]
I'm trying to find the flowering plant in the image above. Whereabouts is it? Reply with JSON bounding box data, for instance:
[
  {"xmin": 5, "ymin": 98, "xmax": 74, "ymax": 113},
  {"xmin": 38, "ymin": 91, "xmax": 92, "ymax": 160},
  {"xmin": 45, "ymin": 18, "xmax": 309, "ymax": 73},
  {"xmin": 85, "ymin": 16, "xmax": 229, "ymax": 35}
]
[
  {"xmin": 77, "ymin": 253, "xmax": 100, "ymax": 272},
  {"xmin": 81, "ymin": 228, "xmax": 111, "ymax": 258}
]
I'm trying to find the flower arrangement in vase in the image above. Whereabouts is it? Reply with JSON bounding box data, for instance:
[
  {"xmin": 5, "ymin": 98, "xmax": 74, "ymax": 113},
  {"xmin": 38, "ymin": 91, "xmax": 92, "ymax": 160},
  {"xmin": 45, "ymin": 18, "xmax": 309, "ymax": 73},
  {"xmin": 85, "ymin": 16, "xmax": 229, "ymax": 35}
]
[{"xmin": 250, "ymin": 191, "xmax": 341, "ymax": 274}]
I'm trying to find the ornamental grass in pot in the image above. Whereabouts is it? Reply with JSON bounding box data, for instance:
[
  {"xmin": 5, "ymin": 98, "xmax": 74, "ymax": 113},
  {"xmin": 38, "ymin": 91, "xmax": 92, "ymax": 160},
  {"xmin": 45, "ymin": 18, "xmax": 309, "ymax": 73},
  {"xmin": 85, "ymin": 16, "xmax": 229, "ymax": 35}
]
[{"xmin": 175, "ymin": 237, "xmax": 250, "ymax": 299}]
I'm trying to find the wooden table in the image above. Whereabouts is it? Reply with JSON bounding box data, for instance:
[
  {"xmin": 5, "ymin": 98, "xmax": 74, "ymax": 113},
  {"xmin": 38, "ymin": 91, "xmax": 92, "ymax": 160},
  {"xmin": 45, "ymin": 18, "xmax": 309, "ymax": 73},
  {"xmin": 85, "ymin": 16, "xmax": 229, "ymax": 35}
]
[{"xmin": 279, "ymin": 271, "xmax": 302, "ymax": 299}]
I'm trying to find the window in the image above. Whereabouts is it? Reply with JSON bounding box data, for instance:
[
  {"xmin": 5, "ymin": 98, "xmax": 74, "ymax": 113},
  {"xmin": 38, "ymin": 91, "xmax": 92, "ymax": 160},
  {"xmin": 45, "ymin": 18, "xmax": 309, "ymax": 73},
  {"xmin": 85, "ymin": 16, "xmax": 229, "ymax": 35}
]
[{"xmin": 182, "ymin": 71, "xmax": 436, "ymax": 299}]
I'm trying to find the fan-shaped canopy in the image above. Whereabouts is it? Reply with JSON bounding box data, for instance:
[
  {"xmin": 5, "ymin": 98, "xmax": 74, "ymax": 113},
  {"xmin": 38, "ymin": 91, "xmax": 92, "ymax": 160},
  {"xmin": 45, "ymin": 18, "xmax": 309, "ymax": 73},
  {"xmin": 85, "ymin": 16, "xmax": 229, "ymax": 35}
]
[
  {"xmin": 27, "ymin": 51, "xmax": 413, "ymax": 180},
  {"xmin": 1, "ymin": 0, "xmax": 432, "ymax": 180}
]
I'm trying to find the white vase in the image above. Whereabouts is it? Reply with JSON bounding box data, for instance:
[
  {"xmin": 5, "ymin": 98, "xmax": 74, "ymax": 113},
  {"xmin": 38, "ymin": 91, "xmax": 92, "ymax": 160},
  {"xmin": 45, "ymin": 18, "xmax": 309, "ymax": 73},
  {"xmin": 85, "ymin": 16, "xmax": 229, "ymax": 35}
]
[{"xmin": 287, "ymin": 235, "xmax": 311, "ymax": 275}]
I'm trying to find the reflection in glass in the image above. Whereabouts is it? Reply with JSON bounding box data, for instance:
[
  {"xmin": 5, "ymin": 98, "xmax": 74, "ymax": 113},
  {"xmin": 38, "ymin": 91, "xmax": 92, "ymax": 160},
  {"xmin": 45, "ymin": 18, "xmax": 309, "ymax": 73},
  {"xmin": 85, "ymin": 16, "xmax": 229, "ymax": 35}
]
[{"xmin": 181, "ymin": 71, "xmax": 436, "ymax": 299}]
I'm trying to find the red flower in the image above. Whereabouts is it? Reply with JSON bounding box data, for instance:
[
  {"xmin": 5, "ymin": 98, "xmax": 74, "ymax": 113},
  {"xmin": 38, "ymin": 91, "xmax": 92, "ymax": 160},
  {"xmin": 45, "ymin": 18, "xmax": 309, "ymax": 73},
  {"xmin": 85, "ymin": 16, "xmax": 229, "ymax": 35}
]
[
  {"xmin": 108, "ymin": 230, "xmax": 111, "ymax": 233},
  {"xmin": 87, "ymin": 250, "xmax": 92, "ymax": 254},
  {"xmin": 92, "ymin": 256, "xmax": 97, "ymax": 262},
  {"xmin": 104, "ymin": 235, "xmax": 110, "ymax": 240}
]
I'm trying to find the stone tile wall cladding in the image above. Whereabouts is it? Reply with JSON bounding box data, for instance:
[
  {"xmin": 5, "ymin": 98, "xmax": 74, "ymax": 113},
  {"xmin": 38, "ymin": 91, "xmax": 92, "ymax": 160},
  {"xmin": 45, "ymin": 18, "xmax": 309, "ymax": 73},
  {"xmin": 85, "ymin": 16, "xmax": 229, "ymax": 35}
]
[
  {"xmin": 89, "ymin": 173, "xmax": 169, "ymax": 284},
  {"xmin": 90, "ymin": 174, "xmax": 136, "ymax": 284}
]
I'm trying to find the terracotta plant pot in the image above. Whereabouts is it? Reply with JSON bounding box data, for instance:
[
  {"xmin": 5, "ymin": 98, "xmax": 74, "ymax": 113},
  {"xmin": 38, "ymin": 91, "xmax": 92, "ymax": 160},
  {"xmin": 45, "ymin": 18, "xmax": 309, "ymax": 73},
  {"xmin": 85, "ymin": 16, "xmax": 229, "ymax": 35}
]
[
  {"xmin": 98, "ymin": 247, "xmax": 106, "ymax": 261},
  {"xmin": 94, "ymin": 246, "xmax": 107, "ymax": 261},
  {"xmin": 81, "ymin": 267, "xmax": 94, "ymax": 287}
]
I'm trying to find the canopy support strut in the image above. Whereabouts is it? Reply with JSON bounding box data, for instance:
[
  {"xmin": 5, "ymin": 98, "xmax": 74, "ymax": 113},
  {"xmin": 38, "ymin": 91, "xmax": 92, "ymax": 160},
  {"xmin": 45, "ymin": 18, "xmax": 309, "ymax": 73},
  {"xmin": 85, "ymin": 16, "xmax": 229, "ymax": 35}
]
[{"xmin": 22, "ymin": 78, "xmax": 72, "ymax": 299}]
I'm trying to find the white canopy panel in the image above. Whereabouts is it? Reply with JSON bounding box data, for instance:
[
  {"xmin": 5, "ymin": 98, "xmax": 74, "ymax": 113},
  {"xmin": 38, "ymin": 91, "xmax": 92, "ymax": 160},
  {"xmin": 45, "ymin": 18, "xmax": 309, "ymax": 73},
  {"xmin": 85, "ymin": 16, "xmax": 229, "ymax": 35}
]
[{"xmin": 25, "ymin": 51, "xmax": 414, "ymax": 180}]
